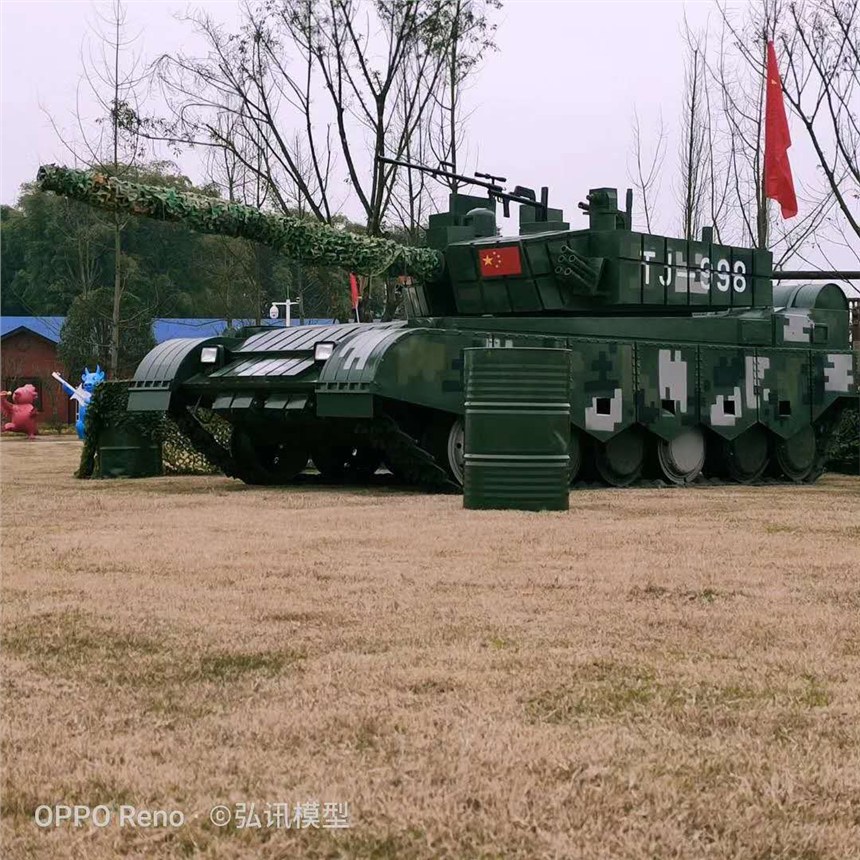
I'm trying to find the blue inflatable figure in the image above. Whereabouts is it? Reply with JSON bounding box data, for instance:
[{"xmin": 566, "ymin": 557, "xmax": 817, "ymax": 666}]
[{"xmin": 52, "ymin": 366, "xmax": 106, "ymax": 440}]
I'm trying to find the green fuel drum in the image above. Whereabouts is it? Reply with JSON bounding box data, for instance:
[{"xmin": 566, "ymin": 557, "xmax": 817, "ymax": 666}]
[{"xmin": 463, "ymin": 348, "xmax": 571, "ymax": 511}]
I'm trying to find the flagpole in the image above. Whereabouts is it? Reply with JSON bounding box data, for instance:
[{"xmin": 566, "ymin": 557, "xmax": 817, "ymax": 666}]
[
  {"xmin": 762, "ymin": 32, "xmax": 769, "ymax": 250},
  {"xmin": 349, "ymin": 272, "xmax": 361, "ymax": 323},
  {"xmin": 760, "ymin": 33, "xmax": 770, "ymax": 250}
]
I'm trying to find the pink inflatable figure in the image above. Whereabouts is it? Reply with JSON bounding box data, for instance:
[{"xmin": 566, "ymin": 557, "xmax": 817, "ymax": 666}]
[{"xmin": 1, "ymin": 385, "xmax": 40, "ymax": 439}]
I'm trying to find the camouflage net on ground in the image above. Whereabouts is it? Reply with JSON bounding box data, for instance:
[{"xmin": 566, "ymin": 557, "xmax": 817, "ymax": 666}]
[
  {"xmin": 827, "ymin": 402, "xmax": 859, "ymax": 474},
  {"xmin": 37, "ymin": 165, "xmax": 443, "ymax": 281},
  {"xmin": 79, "ymin": 381, "xmax": 225, "ymax": 478},
  {"xmin": 162, "ymin": 414, "xmax": 226, "ymax": 475}
]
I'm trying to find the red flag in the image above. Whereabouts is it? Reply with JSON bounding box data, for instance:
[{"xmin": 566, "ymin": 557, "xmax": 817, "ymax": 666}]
[
  {"xmin": 478, "ymin": 245, "xmax": 522, "ymax": 278},
  {"xmin": 764, "ymin": 41, "xmax": 798, "ymax": 219},
  {"xmin": 349, "ymin": 272, "xmax": 360, "ymax": 309}
]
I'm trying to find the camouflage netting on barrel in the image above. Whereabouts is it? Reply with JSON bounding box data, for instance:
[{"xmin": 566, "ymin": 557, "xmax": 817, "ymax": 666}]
[
  {"xmin": 79, "ymin": 381, "xmax": 227, "ymax": 478},
  {"xmin": 37, "ymin": 165, "xmax": 443, "ymax": 280}
]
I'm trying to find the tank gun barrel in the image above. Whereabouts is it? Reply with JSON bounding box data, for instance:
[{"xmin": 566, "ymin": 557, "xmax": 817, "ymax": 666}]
[
  {"xmin": 773, "ymin": 270, "xmax": 860, "ymax": 281},
  {"xmin": 35, "ymin": 165, "xmax": 443, "ymax": 280}
]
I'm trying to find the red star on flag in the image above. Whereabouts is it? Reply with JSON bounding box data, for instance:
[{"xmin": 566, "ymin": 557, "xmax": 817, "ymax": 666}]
[{"xmin": 478, "ymin": 245, "xmax": 522, "ymax": 278}]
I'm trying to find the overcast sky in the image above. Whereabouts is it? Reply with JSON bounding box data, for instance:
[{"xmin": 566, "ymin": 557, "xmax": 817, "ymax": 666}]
[
  {"xmin": 1, "ymin": 0, "xmax": 855, "ymax": 281},
  {"xmin": 1, "ymin": 0, "xmax": 713, "ymax": 211}
]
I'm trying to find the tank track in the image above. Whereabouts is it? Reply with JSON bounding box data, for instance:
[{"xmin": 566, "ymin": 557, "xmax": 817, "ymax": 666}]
[
  {"xmin": 169, "ymin": 400, "xmax": 846, "ymax": 493},
  {"xmin": 360, "ymin": 416, "xmax": 460, "ymax": 493},
  {"xmin": 170, "ymin": 402, "xmax": 459, "ymax": 492},
  {"xmin": 572, "ymin": 475, "xmax": 818, "ymax": 491},
  {"xmin": 570, "ymin": 407, "xmax": 845, "ymax": 490}
]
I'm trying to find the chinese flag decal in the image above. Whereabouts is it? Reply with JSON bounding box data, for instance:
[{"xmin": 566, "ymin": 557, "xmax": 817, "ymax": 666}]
[
  {"xmin": 478, "ymin": 245, "xmax": 522, "ymax": 278},
  {"xmin": 764, "ymin": 41, "xmax": 798, "ymax": 219}
]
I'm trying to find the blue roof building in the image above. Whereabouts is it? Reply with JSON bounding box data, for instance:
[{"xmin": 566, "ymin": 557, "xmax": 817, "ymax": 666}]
[
  {"xmin": 0, "ymin": 316, "xmax": 335, "ymax": 344},
  {"xmin": 0, "ymin": 316, "xmax": 66, "ymax": 344}
]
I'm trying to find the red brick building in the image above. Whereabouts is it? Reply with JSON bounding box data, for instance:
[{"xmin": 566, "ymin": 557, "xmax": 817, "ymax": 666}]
[{"xmin": 1, "ymin": 322, "xmax": 74, "ymax": 425}]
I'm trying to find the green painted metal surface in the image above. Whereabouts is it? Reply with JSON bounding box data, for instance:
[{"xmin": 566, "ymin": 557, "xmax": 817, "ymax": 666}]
[
  {"xmin": 463, "ymin": 348, "xmax": 570, "ymax": 511},
  {"xmin": 96, "ymin": 426, "xmax": 163, "ymax": 478},
  {"xmin": 128, "ymin": 337, "xmax": 230, "ymax": 411}
]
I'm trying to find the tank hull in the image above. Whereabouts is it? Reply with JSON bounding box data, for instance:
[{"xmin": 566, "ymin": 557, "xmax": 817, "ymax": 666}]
[{"xmin": 130, "ymin": 300, "xmax": 858, "ymax": 488}]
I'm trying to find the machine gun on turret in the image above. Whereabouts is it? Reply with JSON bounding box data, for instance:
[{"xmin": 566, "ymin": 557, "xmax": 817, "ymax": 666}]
[{"xmin": 378, "ymin": 155, "xmax": 551, "ymax": 220}]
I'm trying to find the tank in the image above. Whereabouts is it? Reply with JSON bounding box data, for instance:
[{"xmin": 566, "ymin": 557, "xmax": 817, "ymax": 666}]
[{"xmin": 37, "ymin": 163, "xmax": 859, "ymax": 488}]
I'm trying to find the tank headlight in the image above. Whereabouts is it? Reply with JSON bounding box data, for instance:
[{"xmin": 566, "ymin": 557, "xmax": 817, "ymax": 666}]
[
  {"xmin": 314, "ymin": 342, "xmax": 335, "ymax": 362},
  {"xmin": 200, "ymin": 346, "xmax": 221, "ymax": 364}
]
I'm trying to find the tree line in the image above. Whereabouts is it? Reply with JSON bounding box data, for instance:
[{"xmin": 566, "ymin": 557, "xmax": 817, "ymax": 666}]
[{"xmin": 1, "ymin": 162, "xmax": 366, "ymax": 375}]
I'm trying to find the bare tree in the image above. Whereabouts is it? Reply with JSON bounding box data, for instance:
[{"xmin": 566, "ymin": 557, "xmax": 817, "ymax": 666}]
[
  {"xmin": 202, "ymin": 107, "xmax": 276, "ymax": 324},
  {"xmin": 425, "ymin": 0, "xmax": 500, "ymax": 190},
  {"xmin": 50, "ymin": 198, "xmax": 111, "ymax": 303},
  {"xmin": 679, "ymin": 40, "xmax": 710, "ymax": 240},
  {"xmin": 142, "ymin": 0, "xmax": 501, "ymax": 319},
  {"xmin": 388, "ymin": 94, "xmax": 435, "ymax": 241},
  {"xmin": 390, "ymin": 0, "xmax": 499, "ymax": 222},
  {"xmin": 383, "ymin": 0, "xmax": 500, "ymax": 316},
  {"xmin": 46, "ymin": 0, "xmax": 147, "ymax": 375},
  {"xmin": 712, "ymin": 0, "xmax": 857, "ymax": 259},
  {"xmin": 632, "ymin": 0, "xmax": 844, "ymax": 269},
  {"xmin": 151, "ymin": 1, "xmax": 442, "ymax": 227},
  {"xmin": 196, "ymin": 234, "xmax": 259, "ymax": 328},
  {"xmin": 781, "ymin": 0, "xmax": 859, "ymax": 241},
  {"xmin": 628, "ymin": 110, "xmax": 667, "ymax": 234},
  {"xmin": 699, "ymin": 28, "xmax": 733, "ymax": 244},
  {"xmin": 698, "ymin": 7, "xmax": 773, "ymax": 249}
]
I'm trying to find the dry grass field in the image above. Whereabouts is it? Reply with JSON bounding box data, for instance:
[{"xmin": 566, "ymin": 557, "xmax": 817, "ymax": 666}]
[{"xmin": 2, "ymin": 436, "xmax": 860, "ymax": 859}]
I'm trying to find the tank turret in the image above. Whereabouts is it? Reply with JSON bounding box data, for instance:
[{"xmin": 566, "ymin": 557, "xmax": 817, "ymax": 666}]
[{"xmin": 37, "ymin": 163, "xmax": 774, "ymax": 319}]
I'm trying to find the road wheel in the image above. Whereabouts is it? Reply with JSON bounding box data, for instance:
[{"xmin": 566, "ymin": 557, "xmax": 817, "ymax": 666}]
[
  {"xmin": 656, "ymin": 427, "xmax": 706, "ymax": 485},
  {"xmin": 230, "ymin": 430, "xmax": 309, "ymax": 485},
  {"xmin": 593, "ymin": 427, "xmax": 645, "ymax": 487},
  {"xmin": 718, "ymin": 425, "xmax": 770, "ymax": 484},
  {"xmin": 774, "ymin": 426, "xmax": 817, "ymax": 482},
  {"xmin": 422, "ymin": 414, "xmax": 465, "ymax": 485}
]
